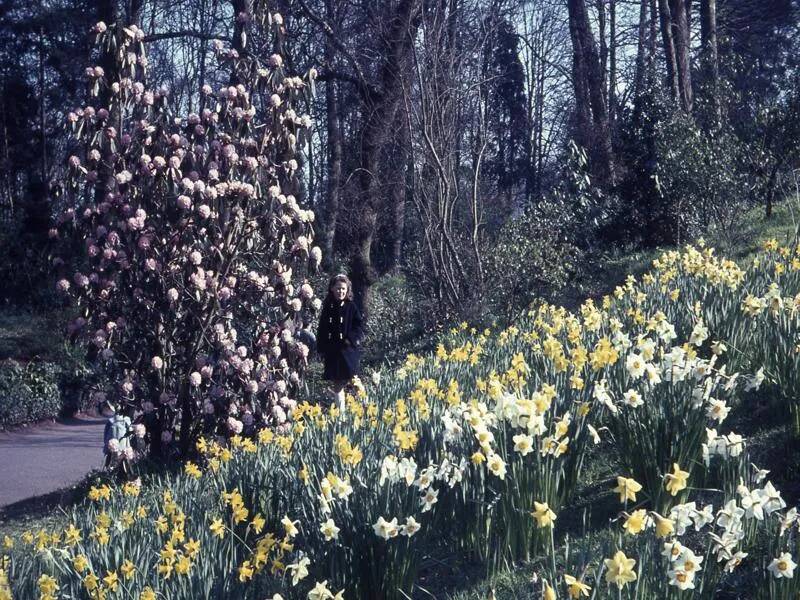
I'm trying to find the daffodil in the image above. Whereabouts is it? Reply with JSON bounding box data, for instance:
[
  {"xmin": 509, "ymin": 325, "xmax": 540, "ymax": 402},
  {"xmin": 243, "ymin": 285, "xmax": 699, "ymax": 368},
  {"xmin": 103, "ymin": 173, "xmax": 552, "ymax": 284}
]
[
  {"xmin": 622, "ymin": 509, "xmax": 648, "ymax": 535},
  {"xmin": 604, "ymin": 550, "xmax": 637, "ymax": 587},
  {"xmin": 282, "ymin": 515, "xmax": 300, "ymax": 538},
  {"xmin": 373, "ymin": 516, "xmax": 399, "ymax": 539},
  {"xmin": 652, "ymin": 512, "xmax": 675, "ymax": 538},
  {"xmin": 564, "ymin": 574, "xmax": 591, "ymax": 598},
  {"xmin": 209, "ymin": 518, "xmax": 225, "ymax": 538},
  {"xmin": 103, "ymin": 569, "xmax": 119, "ymax": 592},
  {"xmin": 532, "ymin": 501, "xmax": 556, "ymax": 528},
  {"xmin": 768, "ymin": 552, "xmax": 797, "ymax": 578},
  {"xmin": 140, "ymin": 586, "xmax": 156, "ymax": 600},
  {"xmin": 665, "ymin": 463, "xmax": 690, "ymax": 496},
  {"xmin": 288, "ymin": 556, "xmax": 310, "ymax": 585},
  {"xmin": 120, "ymin": 559, "xmax": 136, "ymax": 580},
  {"xmin": 238, "ymin": 559, "xmax": 254, "ymax": 582},
  {"xmin": 320, "ymin": 518, "xmax": 340, "ymax": 541},
  {"xmin": 612, "ymin": 476, "xmax": 642, "ymax": 503}
]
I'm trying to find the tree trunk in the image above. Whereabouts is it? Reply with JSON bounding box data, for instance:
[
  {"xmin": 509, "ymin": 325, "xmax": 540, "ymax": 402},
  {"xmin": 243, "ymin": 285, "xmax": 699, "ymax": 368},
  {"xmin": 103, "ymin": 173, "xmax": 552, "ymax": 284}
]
[
  {"xmin": 633, "ymin": 0, "xmax": 648, "ymax": 124},
  {"xmin": 566, "ymin": 0, "xmax": 614, "ymax": 186},
  {"xmin": 321, "ymin": 0, "xmax": 341, "ymax": 272},
  {"xmin": 387, "ymin": 110, "xmax": 409, "ymax": 272},
  {"xmin": 596, "ymin": 0, "xmax": 608, "ymax": 107},
  {"xmin": 350, "ymin": 0, "xmax": 423, "ymax": 320},
  {"xmin": 657, "ymin": 0, "xmax": 680, "ymax": 102},
  {"xmin": 648, "ymin": 0, "xmax": 657, "ymax": 81},
  {"xmin": 669, "ymin": 0, "xmax": 693, "ymax": 112},
  {"xmin": 700, "ymin": 0, "xmax": 719, "ymax": 125},
  {"xmin": 230, "ymin": 0, "xmax": 254, "ymax": 84},
  {"xmin": 609, "ymin": 0, "xmax": 617, "ymax": 124}
]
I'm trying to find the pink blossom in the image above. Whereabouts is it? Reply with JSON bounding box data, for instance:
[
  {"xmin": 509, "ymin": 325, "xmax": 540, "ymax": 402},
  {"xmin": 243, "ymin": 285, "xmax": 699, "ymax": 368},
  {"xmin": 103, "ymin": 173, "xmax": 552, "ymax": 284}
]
[
  {"xmin": 189, "ymin": 372, "xmax": 202, "ymax": 386},
  {"xmin": 271, "ymin": 405, "xmax": 286, "ymax": 424},
  {"xmin": 227, "ymin": 416, "xmax": 243, "ymax": 434},
  {"xmin": 151, "ymin": 356, "xmax": 163, "ymax": 369},
  {"xmin": 166, "ymin": 288, "xmax": 179, "ymax": 302},
  {"xmin": 56, "ymin": 279, "xmax": 70, "ymax": 293}
]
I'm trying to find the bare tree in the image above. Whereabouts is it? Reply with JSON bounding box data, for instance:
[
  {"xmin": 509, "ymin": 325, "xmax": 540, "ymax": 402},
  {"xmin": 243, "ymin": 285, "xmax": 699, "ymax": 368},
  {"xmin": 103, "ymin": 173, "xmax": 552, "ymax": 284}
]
[{"xmin": 566, "ymin": 0, "xmax": 615, "ymax": 186}]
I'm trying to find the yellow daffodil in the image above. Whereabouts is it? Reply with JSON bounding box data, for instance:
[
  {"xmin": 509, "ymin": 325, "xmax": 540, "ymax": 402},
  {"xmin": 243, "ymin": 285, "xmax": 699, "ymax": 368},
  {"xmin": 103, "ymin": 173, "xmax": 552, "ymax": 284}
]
[
  {"xmin": 532, "ymin": 501, "xmax": 556, "ymax": 528},
  {"xmin": 652, "ymin": 512, "xmax": 675, "ymax": 538},
  {"xmin": 604, "ymin": 550, "xmax": 637, "ymax": 588},
  {"xmin": 614, "ymin": 476, "xmax": 642, "ymax": 502},
  {"xmin": 120, "ymin": 559, "xmax": 136, "ymax": 580},
  {"xmin": 622, "ymin": 509, "xmax": 648, "ymax": 535},
  {"xmin": 564, "ymin": 574, "xmax": 591, "ymax": 598},
  {"xmin": 209, "ymin": 518, "xmax": 225, "ymax": 538},
  {"xmin": 665, "ymin": 463, "xmax": 689, "ymax": 496}
]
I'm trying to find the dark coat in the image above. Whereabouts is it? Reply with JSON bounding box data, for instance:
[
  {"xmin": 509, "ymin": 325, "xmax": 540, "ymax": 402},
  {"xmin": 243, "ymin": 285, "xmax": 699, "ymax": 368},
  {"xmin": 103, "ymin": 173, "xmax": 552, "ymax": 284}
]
[{"xmin": 316, "ymin": 297, "xmax": 364, "ymax": 380}]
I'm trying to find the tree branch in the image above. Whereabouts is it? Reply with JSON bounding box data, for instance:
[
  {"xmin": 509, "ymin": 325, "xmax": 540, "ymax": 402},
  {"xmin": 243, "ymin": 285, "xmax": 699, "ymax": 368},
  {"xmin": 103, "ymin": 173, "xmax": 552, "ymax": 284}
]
[
  {"xmin": 143, "ymin": 31, "xmax": 232, "ymax": 44},
  {"xmin": 295, "ymin": 0, "xmax": 371, "ymax": 98}
]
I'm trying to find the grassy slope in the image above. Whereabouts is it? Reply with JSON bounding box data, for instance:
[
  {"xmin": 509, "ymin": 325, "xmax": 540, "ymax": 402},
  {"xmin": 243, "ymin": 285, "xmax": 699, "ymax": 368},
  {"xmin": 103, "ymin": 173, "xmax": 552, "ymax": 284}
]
[
  {"xmin": 437, "ymin": 201, "xmax": 800, "ymax": 599},
  {"xmin": 1, "ymin": 201, "xmax": 797, "ymax": 588}
]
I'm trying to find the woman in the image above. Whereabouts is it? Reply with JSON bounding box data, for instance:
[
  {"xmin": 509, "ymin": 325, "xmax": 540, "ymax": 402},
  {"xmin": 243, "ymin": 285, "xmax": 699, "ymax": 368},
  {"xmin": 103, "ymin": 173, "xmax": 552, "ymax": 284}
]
[{"xmin": 316, "ymin": 273, "xmax": 364, "ymax": 410}]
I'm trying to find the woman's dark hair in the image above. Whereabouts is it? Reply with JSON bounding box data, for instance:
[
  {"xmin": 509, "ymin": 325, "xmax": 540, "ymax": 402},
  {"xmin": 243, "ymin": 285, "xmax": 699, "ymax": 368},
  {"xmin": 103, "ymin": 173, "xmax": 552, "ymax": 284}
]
[{"xmin": 325, "ymin": 273, "xmax": 354, "ymax": 303}]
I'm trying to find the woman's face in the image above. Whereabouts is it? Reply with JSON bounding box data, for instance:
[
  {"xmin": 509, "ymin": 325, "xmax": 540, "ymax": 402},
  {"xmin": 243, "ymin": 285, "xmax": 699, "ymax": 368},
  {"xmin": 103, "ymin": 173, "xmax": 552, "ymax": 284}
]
[{"xmin": 332, "ymin": 280, "xmax": 348, "ymax": 300}]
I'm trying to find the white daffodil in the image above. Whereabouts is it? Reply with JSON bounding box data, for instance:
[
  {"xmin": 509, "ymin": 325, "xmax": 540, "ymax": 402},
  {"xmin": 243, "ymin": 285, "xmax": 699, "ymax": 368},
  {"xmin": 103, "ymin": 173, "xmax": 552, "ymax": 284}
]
[
  {"xmin": 513, "ymin": 433, "xmax": 534, "ymax": 456},
  {"xmin": 723, "ymin": 551, "xmax": 748, "ymax": 573},
  {"xmin": 622, "ymin": 389, "xmax": 643, "ymax": 408},
  {"xmin": 420, "ymin": 487, "xmax": 439, "ymax": 512},
  {"xmin": 662, "ymin": 540, "xmax": 685, "ymax": 562},
  {"xmin": 706, "ymin": 398, "xmax": 730, "ymax": 423},
  {"xmin": 379, "ymin": 455, "xmax": 398, "ymax": 486},
  {"xmin": 486, "ymin": 453, "xmax": 507, "ymax": 480},
  {"xmin": 691, "ymin": 504, "xmax": 715, "ymax": 531},
  {"xmin": 768, "ymin": 552, "xmax": 797, "ymax": 579},
  {"xmin": 400, "ymin": 516, "xmax": 421, "ymax": 537},
  {"xmin": 625, "ymin": 353, "xmax": 646, "ymax": 379},
  {"xmin": 372, "ymin": 516, "xmax": 399, "ymax": 539},
  {"xmin": 319, "ymin": 519, "xmax": 340, "ymax": 542},
  {"xmin": 667, "ymin": 568, "xmax": 695, "ymax": 590},
  {"xmin": 288, "ymin": 557, "xmax": 311, "ymax": 586}
]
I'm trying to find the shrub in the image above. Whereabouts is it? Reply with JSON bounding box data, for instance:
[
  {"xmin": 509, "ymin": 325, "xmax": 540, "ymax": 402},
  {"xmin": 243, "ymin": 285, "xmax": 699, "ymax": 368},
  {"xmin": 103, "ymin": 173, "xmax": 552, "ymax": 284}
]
[
  {"xmin": 0, "ymin": 360, "xmax": 62, "ymax": 429},
  {"xmin": 482, "ymin": 197, "xmax": 580, "ymax": 324},
  {"xmin": 52, "ymin": 16, "xmax": 320, "ymax": 457}
]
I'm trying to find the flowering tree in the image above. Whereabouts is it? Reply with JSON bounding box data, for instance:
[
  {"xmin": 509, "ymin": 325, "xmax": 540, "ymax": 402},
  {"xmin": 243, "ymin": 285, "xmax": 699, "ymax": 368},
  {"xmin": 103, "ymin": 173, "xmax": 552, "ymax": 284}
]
[{"xmin": 53, "ymin": 12, "xmax": 322, "ymax": 457}]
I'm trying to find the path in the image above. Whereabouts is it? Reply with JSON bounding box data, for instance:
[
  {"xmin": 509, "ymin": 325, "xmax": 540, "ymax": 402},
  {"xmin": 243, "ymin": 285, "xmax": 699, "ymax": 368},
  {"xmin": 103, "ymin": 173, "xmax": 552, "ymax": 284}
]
[{"xmin": 0, "ymin": 414, "xmax": 105, "ymax": 508}]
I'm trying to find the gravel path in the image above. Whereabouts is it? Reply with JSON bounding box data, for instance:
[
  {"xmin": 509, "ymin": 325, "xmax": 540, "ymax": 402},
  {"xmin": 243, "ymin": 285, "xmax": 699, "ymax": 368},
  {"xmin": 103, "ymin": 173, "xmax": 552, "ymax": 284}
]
[{"xmin": 0, "ymin": 414, "xmax": 105, "ymax": 508}]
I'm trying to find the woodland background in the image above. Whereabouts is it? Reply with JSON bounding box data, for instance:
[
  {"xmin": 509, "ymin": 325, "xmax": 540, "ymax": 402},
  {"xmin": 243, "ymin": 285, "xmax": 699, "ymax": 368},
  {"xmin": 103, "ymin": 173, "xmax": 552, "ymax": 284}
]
[{"xmin": 0, "ymin": 0, "xmax": 798, "ymax": 366}]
